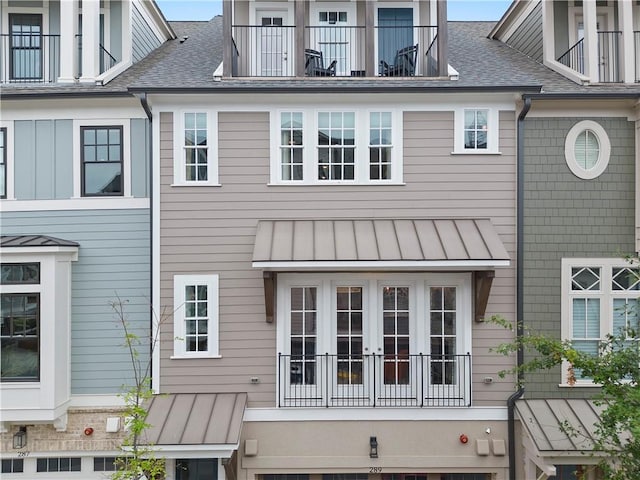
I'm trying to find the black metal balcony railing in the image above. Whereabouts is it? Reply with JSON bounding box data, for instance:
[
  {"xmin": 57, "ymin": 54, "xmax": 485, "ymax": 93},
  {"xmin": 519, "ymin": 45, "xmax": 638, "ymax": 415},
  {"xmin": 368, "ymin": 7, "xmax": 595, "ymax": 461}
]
[
  {"xmin": 557, "ymin": 32, "xmax": 622, "ymax": 83},
  {"xmin": 278, "ymin": 353, "xmax": 471, "ymax": 408},
  {"xmin": 306, "ymin": 26, "xmax": 365, "ymax": 76},
  {"xmin": 0, "ymin": 33, "xmax": 60, "ymax": 83},
  {"xmin": 76, "ymin": 34, "xmax": 118, "ymax": 77},
  {"xmin": 231, "ymin": 25, "xmax": 439, "ymax": 77},
  {"xmin": 597, "ymin": 31, "xmax": 621, "ymax": 83},
  {"xmin": 232, "ymin": 25, "xmax": 296, "ymax": 77},
  {"xmin": 557, "ymin": 38, "xmax": 584, "ymax": 74}
]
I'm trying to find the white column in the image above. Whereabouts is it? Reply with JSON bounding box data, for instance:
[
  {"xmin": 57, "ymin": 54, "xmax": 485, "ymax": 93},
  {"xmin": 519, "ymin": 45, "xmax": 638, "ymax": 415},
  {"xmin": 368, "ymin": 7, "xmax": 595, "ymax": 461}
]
[
  {"xmin": 541, "ymin": 0, "xmax": 555, "ymax": 66},
  {"xmin": 58, "ymin": 0, "xmax": 79, "ymax": 83},
  {"xmin": 79, "ymin": 0, "xmax": 100, "ymax": 83},
  {"xmin": 120, "ymin": 0, "xmax": 132, "ymax": 65},
  {"xmin": 619, "ymin": 0, "xmax": 635, "ymax": 83},
  {"xmin": 583, "ymin": 0, "xmax": 599, "ymax": 82}
]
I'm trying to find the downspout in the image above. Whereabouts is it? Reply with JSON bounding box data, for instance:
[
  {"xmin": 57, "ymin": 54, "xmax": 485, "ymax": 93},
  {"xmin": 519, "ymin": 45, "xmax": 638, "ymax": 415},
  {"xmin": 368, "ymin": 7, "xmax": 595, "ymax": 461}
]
[
  {"xmin": 134, "ymin": 92, "xmax": 154, "ymax": 381},
  {"xmin": 507, "ymin": 95, "xmax": 531, "ymax": 480}
]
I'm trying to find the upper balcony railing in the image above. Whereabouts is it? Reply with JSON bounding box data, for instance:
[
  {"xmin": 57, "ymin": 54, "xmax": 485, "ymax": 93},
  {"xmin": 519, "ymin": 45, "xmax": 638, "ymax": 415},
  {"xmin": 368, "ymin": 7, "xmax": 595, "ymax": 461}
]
[
  {"xmin": 278, "ymin": 352, "xmax": 471, "ymax": 408},
  {"xmin": 557, "ymin": 31, "xmax": 622, "ymax": 83},
  {"xmin": 0, "ymin": 33, "xmax": 60, "ymax": 83},
  {"xmin": 232, "ymin": 25, "xmax": 439, "ymax": 78}
]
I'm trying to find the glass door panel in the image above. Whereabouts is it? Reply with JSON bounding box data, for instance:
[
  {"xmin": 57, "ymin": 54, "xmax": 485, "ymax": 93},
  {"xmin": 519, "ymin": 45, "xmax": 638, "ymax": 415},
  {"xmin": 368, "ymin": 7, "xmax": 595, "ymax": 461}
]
[
  {"xmin": 377, "ymin": 8, "xmax": 413, "ymax": 73},
  {"xmin": 9, "ymin": 14, "xmax": 42, "ymax": 80}
]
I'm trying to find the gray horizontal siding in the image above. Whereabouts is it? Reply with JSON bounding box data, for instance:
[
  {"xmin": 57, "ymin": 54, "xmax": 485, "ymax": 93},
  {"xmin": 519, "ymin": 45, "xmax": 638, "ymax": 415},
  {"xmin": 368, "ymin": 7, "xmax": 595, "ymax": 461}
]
[
  {"xmin": 522, "ymin": 117, "xmax": 636, "ymax": 398},
  {"xmin": 12, "ymin": 119, "xmax": 150, "ymax": 200},
  {"xmin": 2, "ymin": 209, "xmax": 151, "ymax": 394},
  {"xmin": 131, "ymin": 3, "xmax": 162, "ymax": 63},
  {"xmin": 158, "ymin": 109, "xmax": 518, "ymax": 408},
  {"xmin": 506, "ymin": 2, "xmax": 543, "ymax": 63}
]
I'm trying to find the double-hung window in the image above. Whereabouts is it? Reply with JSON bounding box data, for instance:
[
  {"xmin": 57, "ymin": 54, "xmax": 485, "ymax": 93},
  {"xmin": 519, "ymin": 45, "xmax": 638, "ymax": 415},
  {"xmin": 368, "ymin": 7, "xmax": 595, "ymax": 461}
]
[
  {"xmin": 81, "ymin": 126, "xmax": 123, "ymax": 196},
  {"xmin": 174, "ymin": 112, "xmax": 218, "ymax": 185},
  {"xmin": 454, "ymin": 108, "xmax": 499, "ymax": 154},
  {"xmin": 173, "ymin": 275, "xmax": 220, "ymax": 358},
  {"xmin": 273, "ymin": 110, "xmax": 401, "ymax": 184},
  {"xmin": 1, "ymin": 263, "xmax": 40, "ymax": 381},
  {"xmin": 562, "ymin": 259, "xmax": 640, "ymax": 384}
]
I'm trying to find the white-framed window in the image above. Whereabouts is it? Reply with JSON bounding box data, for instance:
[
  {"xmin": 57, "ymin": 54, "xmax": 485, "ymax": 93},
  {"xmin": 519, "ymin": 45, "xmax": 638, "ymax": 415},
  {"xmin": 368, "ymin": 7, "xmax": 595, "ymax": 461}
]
[
  {"xmin": 453, "ymin": 108, "xmax": 500, "ymax": 154},
  {"xmin": 173, "ymin": 111, "xmax": 219, "ymax": 186},
  {"xmin": 173, "ymin": 274, "xmax": 220, "ymax": 358},
  {"xmin": 270, "ymin": 109, "xmax": 402, "ymax": 184},
  {"xmin": 564, "ymin": 120, "xmax": 611, "ymax": 180},
  {"xmin": 276, "ymin": 273, "xmax": 472, "ymax": 407},
  {"xmin": 0, "ymin": 244, "xmax": 77, "ymax": 423},
  {"xmin": 73, "ymin": 119, "xmax": 131, "ymax": 198},
  {"xmin": 561, "ymin": 258, "xmax": 640, "ymax": 385},
  {"xmin": 0, "ymin": 121, "xmax": 14, "ymax": 200}
]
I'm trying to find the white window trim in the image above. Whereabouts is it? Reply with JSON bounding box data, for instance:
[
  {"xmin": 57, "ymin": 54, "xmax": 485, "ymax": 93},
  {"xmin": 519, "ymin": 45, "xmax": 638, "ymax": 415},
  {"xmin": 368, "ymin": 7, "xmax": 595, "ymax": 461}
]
[
  {"xmin": 0, "ymin": 120, "xmax": 15, "ymax": 200},
  {"xmin": 172, "ymin": 274, "xmax": 220, "ymax": 359},
  {"xmin": 564, "ymin": 120, "xmax": 611, "ymax": 180},
  {"xmin": 560, "ymin": 258, "xmax": 639, "ymax": 386},
  {"xmin": 453, "ymin": 107, "xmax": 500, "ymax": 154},
  {"xmin": 172, "ymin": 111, "xmax": 219, "ymax": 186},
  {"xmin": 0, "ymin": 246, "xmax": 78, "ymax": 424},
  {"xmin": 72, "ymin": 119, "xmax": 131, "ymax": 198},
  {"xmin": 276, "ymin": 272, "xmax": 471, "ymax": 360},
  {"xmin": 269, "ymin": 109, "xmax": 403, "ymax": 185}
]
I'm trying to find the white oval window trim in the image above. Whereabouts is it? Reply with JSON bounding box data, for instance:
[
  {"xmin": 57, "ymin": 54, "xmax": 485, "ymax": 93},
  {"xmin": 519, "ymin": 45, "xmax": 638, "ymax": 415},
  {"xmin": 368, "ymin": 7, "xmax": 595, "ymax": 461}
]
[{"xmin": 564, "ymin": 120, "xmax": 611, "ymax": 180}]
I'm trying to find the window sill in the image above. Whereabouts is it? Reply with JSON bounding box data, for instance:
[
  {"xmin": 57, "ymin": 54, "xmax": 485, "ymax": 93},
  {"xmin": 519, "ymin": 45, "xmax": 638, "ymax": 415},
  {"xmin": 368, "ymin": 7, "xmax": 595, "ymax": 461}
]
[
  {"xmin": 558, "ymin": 382, "xmax": 601, "ymax": 388},
  {"xmin": 170, "ymin": 182, "xmax": 222, "ymax": 187},
  {"xmin": 450, "ymin": 151, "xmax": 502, "ymax": 156},
  {"xmin": 170, "ymin": 354, "xmax": 222, "ymax": 360},
  {"xmin": 0, "ymin": 197, "xmax": 149, "ymax": 211},
  {"xmin": 0, "ymin": 382, "xmax": 40, "ymax": 389},
  {"xmin": 267, "ymin": 182, "xmax": 406, "ymax": 187}
]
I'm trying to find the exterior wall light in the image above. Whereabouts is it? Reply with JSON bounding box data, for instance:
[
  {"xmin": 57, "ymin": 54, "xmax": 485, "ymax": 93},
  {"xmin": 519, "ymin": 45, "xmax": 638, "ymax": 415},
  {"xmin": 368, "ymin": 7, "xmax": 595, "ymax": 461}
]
[
  {"xmin": 369, "ymin": 436, "xmax": 378, "ymax": 458},
  {"xmin": 13, "ymin": 426, "xmax": 27, "ymax": 449}
]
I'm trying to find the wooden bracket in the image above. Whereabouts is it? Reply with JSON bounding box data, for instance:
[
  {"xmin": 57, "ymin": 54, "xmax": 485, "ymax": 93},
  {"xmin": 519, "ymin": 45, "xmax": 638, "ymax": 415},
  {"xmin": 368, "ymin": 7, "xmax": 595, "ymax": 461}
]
[
  {"xmin": 263, "ymin": 271, "xmax": 276, "ymax": 323},
  {"xmin": 474, "ymin": 270, "xmax": 495, "ymax": 322}
]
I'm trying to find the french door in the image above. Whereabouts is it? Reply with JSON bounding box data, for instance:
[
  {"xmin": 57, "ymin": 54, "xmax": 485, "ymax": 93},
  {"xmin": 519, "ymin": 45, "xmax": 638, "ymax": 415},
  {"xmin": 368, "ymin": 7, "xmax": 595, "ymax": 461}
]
[
  {"xmin": 377, "ymin": 8, "xmax": 414, "ymax": 72},
  {"xmin": 256, "ymin": 10, "xmax": 292, "ymax": 76},
  {"xmin": 9, "ymin": 14, "xmax": 43, "ymax": 80},
  {"xmin": 310, "ymin": 4, "xmax": 357, "ymax": 76},
  {"xmin": 279, "ymin": 274, "xmax": 471, "ymax": 407}
]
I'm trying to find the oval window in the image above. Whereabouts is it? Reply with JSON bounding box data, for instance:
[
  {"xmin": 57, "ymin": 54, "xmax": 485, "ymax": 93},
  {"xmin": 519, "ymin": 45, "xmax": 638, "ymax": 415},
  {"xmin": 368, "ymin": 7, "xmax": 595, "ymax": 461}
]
[{"xmin": 565, "ymin": 120, "xmax": 610, "ymax": 179}]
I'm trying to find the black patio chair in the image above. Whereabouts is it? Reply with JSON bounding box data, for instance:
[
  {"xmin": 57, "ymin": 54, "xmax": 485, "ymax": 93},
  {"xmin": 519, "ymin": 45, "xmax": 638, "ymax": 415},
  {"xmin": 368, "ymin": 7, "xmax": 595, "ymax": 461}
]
[
  {"xmin": 305, "ymin": 49, "xmax": 337, "ymax": 76},
  {"xmin": 379, "ymin": 44, "xmax": 418, "ymax": 77}
]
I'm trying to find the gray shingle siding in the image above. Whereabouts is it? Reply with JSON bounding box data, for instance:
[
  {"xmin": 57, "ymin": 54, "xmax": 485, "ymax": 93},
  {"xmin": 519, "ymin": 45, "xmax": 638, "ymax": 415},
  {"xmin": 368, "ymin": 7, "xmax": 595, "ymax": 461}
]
[{"xmin": 522, "ymin": 116, "xmax": 636, "ymax": 398}]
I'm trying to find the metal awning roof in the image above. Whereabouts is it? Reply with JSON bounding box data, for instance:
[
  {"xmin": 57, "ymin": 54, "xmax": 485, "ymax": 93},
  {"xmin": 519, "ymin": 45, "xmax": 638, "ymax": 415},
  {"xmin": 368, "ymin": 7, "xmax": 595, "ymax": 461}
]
[
  {"xmin": 1, "ymin": 235, "xmax": 79, "ymax": 248},
  {"xmin": 143, "ymin": 393, "xmax": 247, "ymax": 458},
  {"xmin": 252, "ymin": 219, "xmax": 510, "ymax": 270},
  {"xmin": 516, "ymin": 399, "xmax": 604, "ymax": 453}
]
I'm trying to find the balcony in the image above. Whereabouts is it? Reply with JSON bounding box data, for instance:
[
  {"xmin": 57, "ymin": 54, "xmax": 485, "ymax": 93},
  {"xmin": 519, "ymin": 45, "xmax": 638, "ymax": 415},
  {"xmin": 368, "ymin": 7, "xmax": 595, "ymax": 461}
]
[
  {"xmin": 277, "ymin": 353, "xmax": 471, "ymax": 408},
  {"xmin": 76, "ymin": 34, "xmax": 118, "ymax": 77},
  {"xmin": 557, "ymin": 31, "xmax": 622, "ymax": 83},
  {"xmin": 231, "ymin": 25, "xmax": 439, "ymax": 78},
  {"xmin": 0, "ymin": 33, "xmax": 60, "ymax": 83}
]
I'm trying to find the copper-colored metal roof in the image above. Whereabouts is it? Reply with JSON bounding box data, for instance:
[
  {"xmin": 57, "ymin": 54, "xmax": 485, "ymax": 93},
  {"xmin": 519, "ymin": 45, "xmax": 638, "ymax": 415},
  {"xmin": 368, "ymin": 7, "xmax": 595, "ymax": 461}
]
[
  {"xmin": 252, "ymin": 219, "xmax": 509, "ymax": 266},
  {"xmin": 144, "ymin": 393, "xmax": 246, "ymax": 446}
]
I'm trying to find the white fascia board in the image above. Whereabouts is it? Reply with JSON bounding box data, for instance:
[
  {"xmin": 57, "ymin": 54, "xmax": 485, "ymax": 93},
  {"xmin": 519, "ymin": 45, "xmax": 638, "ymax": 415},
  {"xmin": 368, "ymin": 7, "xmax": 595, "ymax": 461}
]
[
  {"xmin": 70, "ymin": 395, "xmax": 126, "ymax": 408},
  {"xmin": 252, "ymin": 260, "xmax": 510, "ymax": 271},
  {"xmin": 244, "ymin": 406, "xmax": 508, "ymax": 422},
  {"xmin": 0, "ymin": 198, "xmax": 149, "ymax": 212},
  {"xmin": 138, "ymin": 445, "xmax": 237, "ymax": 458},
  {"xmin": 0, "ymin": 246, "xmax": 78, "ymax": 258}
]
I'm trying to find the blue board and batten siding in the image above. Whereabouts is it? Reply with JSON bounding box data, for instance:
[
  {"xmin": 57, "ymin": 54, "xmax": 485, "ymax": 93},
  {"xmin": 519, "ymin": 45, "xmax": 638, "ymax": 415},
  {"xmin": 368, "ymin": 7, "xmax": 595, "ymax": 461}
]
[
  {"xmin": 12, "ymin": 119, "xmax": 150, "ymax": 200},
  {"xmin": 506, "ymin": 2, "xmax": 543, "ymax": 63},
  {"xmin": 132, "ymin": 3, "xmax": 162, "ymax": 63},
  {"xmin": 2, "ymin": 210, "xmax": 151, "ymax": 394}
]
